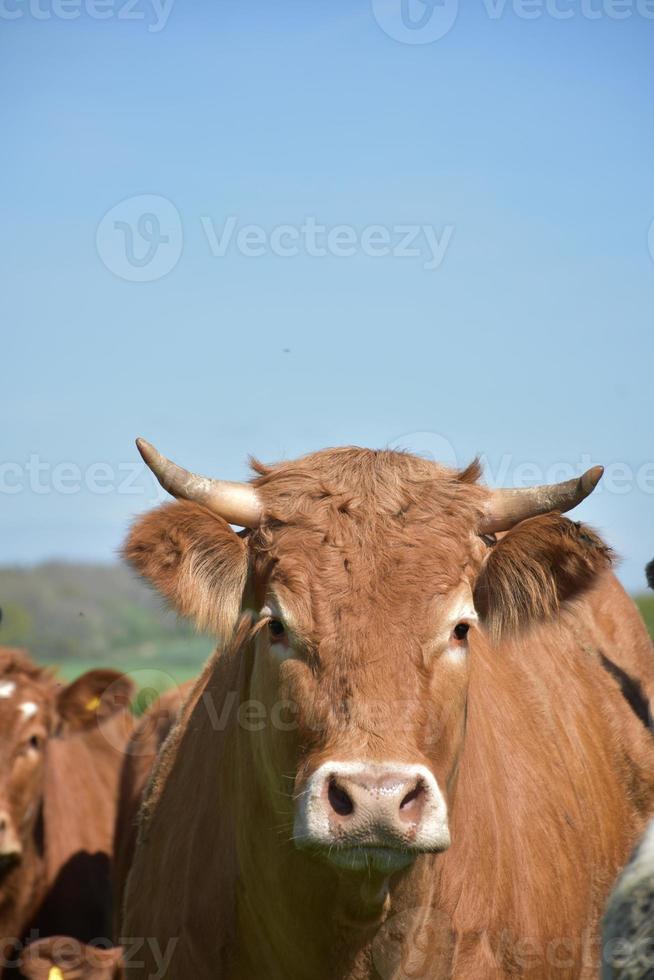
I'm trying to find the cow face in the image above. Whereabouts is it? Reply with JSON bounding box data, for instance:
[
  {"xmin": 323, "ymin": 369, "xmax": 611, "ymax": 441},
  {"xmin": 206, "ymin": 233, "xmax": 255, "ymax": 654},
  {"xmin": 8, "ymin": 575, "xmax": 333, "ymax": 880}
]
[
  {"xmin": 0, "ymin": 655, "xmax": 54, "ymax": 877},
  {"xmin": 0, "ymin": 651, "xmax": 133, "ymax": 883},
  {"xmin": 126, "ymin": 446, "xmax": 611, "ymax": 875},
  {"xmin": 246, "ymin": 501, "xmax": 485, "ymax": 873}
]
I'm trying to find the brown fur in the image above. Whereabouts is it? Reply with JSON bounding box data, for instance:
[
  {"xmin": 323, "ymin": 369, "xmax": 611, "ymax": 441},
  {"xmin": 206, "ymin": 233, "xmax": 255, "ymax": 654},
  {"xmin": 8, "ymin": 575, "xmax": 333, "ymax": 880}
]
[
  {"xmin": 120, "ymin": 448, "xmax": 654, "ymax": 979},
  {"xmin": 112, "ymin": 682, "xmax": 192, "ymax": 936},
  {"xmin": 122, "ymin": 502, "xmax": 248, "ymax": 640},
  {"xmin": 0, "ymin": 650, "xmax": 134, "ymax": 972},
  {"xmin": 474, "ymin": 514, "xmax": 614, "ymax": 642}
]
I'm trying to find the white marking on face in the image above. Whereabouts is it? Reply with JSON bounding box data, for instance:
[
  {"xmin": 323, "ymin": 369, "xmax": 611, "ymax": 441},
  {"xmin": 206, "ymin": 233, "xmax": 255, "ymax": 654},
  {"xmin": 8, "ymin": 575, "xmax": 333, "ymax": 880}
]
[
  {"xmin": 19, "ymin": 702, "xmax": 38, "ymax": 720},
  {"xmin": 0, "ymin": 681, "xmax": 16, "ymax": 699},
  {"xmin": 443, "ymin": 644, "xmax": 469, "ymax": 666}
]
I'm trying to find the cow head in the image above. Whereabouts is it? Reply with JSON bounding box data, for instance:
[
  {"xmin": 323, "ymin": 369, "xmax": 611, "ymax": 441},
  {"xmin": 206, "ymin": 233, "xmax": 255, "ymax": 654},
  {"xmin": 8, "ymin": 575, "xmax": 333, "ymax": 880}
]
[
  {"xmin": 0, "ymin": 650, "xmax": 132, "ymax": 884},
  {"xmin": 126, "ymin": 441, "xmax": 610, "ymax": 877},
  {"xmin": 0, "ymin": 650, "xmax": 54, "ymax": 877}
]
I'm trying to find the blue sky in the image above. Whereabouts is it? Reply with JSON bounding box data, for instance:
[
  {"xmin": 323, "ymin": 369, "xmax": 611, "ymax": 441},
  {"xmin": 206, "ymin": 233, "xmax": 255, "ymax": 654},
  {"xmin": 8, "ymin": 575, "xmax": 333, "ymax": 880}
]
[{"xmin": 1, "ymin": 0, "xmax": 653, "ymax": 590}]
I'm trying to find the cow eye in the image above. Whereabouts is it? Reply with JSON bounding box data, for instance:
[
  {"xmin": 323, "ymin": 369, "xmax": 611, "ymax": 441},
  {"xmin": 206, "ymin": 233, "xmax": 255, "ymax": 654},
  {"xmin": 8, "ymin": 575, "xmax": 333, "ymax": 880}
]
[
  {"xmin": 453, "ymin": 623, "xmax": 470, "ymax": 641},
  {"xmin": 268, "ymin": 619, "xmax": 286, "ymax": 641},
  {"xmin": 28, "ymin": 734, "xmax": 42, "ymax": 750}
]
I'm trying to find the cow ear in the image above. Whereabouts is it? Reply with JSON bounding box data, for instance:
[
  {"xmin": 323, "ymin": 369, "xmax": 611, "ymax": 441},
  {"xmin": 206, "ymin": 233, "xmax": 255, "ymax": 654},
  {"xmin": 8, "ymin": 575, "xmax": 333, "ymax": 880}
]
[
  {"xmin": 122, "ymin": 500, "xmax": 248, "ymax": 640},
  {"xmin": 56, "ymin": 669, "xmax": 134, "ymax": 733},
  {"xmin": 473, "ymin": 513, "xmax": 614, "ymax": 643}
]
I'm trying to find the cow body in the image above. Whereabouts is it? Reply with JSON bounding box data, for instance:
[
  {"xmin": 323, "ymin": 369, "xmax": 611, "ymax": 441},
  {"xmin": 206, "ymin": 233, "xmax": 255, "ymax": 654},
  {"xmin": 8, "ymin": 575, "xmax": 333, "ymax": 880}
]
[
  {"xmin": 0, "ymin": 650, "xmax": 133, "ymax": 974},
  {"xmin": 120, "ymin": 446, "xmax": 654, "ymax": 979},
  {"xmin": 112, "ymin": 682, "xmax": 191, "ymax": 935}
]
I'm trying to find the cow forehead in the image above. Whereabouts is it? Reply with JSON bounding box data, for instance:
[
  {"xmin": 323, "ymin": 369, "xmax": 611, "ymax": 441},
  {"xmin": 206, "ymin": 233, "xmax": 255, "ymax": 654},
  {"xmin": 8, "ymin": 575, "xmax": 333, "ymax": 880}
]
[
  {"xmin": 0, "ymin": 675, "xmax": 50, "ymax": 727},
  {"xmin": 255, "ymin": 523, "xmax": 478, "ymax": 616},
  {"xmin": 249, "ymin": 450, "xmax": 486, "ymax": 638}
]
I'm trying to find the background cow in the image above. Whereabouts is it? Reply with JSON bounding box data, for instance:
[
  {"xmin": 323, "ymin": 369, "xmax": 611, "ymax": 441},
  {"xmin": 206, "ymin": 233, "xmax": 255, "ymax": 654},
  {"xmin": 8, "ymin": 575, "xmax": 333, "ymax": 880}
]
[
  {"xmin": 0, "ymin": 649, "xmax": 133, "ymax": 974},
  {"xmin": 121, "ymin": 442, "xmax": 654, "ymax": 979},
  {"xmin": 112, "ymin": 681, "xmax": 191, "ymax": 937},
  {"xmin": 602, "ymin": 817, "xmax": 654, "ymax": 979}
]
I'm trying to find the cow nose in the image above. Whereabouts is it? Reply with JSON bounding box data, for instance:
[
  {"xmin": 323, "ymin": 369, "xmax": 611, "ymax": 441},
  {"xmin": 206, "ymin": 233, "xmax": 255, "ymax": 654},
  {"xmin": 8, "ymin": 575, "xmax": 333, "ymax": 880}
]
[
  {"xmin": 295, "ymin": 761, "xmax": 451, "ymax": 867},
  {"xmin": 326, "ymin": 771, "xmax": 428, "ymax": 830}
]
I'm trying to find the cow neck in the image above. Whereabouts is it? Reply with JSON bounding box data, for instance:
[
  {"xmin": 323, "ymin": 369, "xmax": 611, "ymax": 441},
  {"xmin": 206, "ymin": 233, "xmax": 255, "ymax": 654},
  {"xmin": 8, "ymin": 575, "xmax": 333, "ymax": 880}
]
[{"xmin": 0, "ymin": 808, "xmax": 46, "ymax": 960}]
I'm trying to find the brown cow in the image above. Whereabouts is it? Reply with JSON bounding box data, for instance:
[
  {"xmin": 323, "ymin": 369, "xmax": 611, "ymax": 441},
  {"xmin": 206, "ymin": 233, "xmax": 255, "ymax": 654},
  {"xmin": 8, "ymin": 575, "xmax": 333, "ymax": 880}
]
[
  {"xmin": 121, "ymin": 441, "xmax": 654, "ymax": 979},
  {"xmin": 19, "ymin": 936, "xmax": 124, "ymax": 979},
  {"xmin": 112, "ymin": 681, "xmax": 191, "ymax": 935},
  {"xmin": 0, "ymin": 649, "xmax": 133, "ymax": 973}
]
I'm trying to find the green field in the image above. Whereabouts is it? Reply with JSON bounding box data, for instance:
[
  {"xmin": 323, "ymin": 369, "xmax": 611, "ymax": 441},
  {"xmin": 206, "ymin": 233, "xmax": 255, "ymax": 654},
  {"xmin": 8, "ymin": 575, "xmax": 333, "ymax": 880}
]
[
  {"xmin": 0, "ymin": 562, "xmax": 213, "ymax": 706},
  {"xmin": 638, "ymin": 592, "xmax": 654, "ymax": 638},
  {"xmin": 46, "ymin": 636, "xmax": 212, "ymax": 711}
]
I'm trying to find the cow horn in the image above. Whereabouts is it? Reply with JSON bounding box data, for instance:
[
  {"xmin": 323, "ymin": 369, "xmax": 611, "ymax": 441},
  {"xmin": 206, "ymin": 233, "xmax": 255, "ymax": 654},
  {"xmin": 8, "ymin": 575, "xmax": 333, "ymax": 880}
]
[
  {"xmin": 480, "ymin": 466, "xmax": 604, "ymax": 534},
  {"xmin": 136, "ymin": 438, "xmax": 263, "ymax": 527}
]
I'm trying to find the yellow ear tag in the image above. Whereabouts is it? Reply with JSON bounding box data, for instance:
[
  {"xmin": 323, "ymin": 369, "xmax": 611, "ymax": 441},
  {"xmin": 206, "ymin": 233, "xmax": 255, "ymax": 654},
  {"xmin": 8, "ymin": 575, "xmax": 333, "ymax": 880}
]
[
  {"xmin": 48, "ymin": 968, "xmax": 64, "ymax": 980},
  {"xmin": 85, "ymin": 695, "xmax": 101, "ymax": 712}
]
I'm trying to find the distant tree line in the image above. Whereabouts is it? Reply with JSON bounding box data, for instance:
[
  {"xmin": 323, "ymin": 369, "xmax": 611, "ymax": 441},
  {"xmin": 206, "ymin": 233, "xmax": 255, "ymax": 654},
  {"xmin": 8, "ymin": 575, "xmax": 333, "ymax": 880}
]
[{"xmin": 0, "ymin": 562, "xmax": 200, "ymax": 663}]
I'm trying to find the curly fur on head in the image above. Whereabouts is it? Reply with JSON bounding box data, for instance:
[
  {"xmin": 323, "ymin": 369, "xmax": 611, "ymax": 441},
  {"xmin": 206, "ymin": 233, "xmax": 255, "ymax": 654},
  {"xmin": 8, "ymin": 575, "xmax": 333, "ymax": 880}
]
[{"xmin": 0, "ymin": 646, "xmax": 54, "ymax": 685}]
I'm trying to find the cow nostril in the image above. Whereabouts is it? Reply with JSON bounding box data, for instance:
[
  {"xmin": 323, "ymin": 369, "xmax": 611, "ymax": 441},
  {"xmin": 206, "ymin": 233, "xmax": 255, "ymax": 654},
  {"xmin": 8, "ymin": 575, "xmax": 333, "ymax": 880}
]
[
  {"xmin": 400, "ymin": 779, "xmax": 425, "ymax": 813},
  {"xmin": 328, "ymin": 778, "xmax": 354, "ymax": 817}
]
